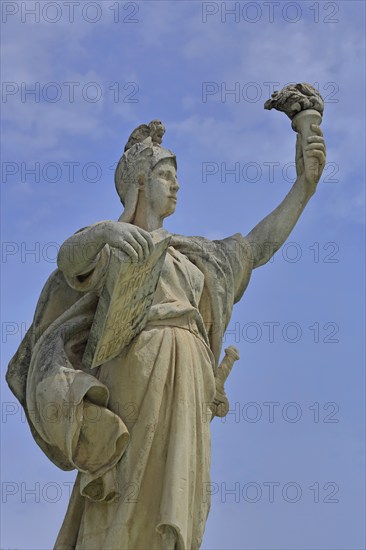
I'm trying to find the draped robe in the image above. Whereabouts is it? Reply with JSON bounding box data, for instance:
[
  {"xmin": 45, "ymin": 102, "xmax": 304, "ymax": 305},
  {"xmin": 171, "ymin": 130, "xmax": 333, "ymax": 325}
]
[{"xmin": 7, "ymin": 230, "xmax": 253, "ymax": 550}]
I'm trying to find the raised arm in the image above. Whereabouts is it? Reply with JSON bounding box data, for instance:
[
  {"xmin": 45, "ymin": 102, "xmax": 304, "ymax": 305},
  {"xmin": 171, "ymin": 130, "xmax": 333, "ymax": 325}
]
[{"xmin": 246, "ymin": 125, "xmax": 326, "ymax": 268}]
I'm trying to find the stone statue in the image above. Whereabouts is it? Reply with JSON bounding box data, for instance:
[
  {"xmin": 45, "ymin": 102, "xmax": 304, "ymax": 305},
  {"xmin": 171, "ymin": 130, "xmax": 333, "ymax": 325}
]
[{"xmin": 7, "ymin": 85, "xmax": 326, "ymax": 549}]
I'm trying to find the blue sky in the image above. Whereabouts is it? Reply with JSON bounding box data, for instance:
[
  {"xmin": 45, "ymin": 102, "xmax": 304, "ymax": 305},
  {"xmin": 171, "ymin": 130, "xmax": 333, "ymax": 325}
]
[{"xmin": 1, "ymin": 1, "xmax": 365, "ymax": 549}]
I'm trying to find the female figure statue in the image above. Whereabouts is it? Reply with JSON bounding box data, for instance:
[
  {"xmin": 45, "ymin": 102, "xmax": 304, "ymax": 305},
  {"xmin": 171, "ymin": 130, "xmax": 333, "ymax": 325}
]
[{"xmin": 7, "ymin": 115, "xmax": 326, "ymax": 549}]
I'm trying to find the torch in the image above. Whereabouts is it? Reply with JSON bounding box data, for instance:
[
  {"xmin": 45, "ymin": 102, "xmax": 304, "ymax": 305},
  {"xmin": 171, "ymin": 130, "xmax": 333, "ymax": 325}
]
[{"xmin": 264, "ymin": 83, "xmax": 324, "ymax": 184}]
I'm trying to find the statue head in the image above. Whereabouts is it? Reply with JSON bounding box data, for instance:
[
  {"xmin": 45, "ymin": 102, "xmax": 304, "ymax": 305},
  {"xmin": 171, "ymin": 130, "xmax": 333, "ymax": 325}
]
[{"xmin": 115, "ymin": 120, "xmax": 177, "ymax": 223}]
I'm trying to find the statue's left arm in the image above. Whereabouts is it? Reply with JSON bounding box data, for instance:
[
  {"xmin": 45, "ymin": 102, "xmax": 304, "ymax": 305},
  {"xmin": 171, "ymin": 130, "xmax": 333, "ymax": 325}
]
[{"xmin": 245, "ymin": 125, "xmax": 326, "ymax": 268}]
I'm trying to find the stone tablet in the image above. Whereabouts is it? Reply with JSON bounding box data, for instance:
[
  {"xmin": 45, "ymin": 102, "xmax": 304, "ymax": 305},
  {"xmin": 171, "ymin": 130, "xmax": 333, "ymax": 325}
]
[{"xmin": 83, "ymin": 231, "xmax": 171, "ymax": 368}]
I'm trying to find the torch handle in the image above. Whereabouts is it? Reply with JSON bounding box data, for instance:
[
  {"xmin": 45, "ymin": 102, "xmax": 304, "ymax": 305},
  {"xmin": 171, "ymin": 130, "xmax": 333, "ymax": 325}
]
[{"xmin": 292, "ymin": 109, "xmax": 322, "ymax": 183}]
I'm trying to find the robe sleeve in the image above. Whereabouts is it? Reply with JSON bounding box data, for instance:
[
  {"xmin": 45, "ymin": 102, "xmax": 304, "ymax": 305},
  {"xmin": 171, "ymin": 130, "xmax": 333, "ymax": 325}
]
[
  {"xmin": 214, "ymin": 232, "xmax": 254, "ymax": 303},
  {"xmin": 23, "ymin": 240, "xmax": 130, "ymax": 502}
]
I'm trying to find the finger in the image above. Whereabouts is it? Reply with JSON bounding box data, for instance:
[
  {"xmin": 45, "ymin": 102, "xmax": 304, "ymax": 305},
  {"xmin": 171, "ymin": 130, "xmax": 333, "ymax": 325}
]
[
  {"xmin": 307, "ymin": 135, "xmax": 326, "ymax": 146},
  {"xmin": 135, "ymin": 228, "xmax": 154, "ymax": 255},
  {"xmin": 306, "ymin": 150, "xmax": 326, "ymax": 163},
  {"xmin": 128, "ymin": 235, "xmax": 145, "ymax": 261},
  {"xmin": 306, "ymin": 143, "xmax": 326, "ymax": 153},
  {"xmin": 310, "ymin": 124, "xmax": 324, "ymax": 137},
  {"xmin": 124, "ymin": 233, "xmax": 146, "ymax": 262},
  {"xmin": 131, "ymin": 229, "xmax": 153, "ymax": 259},
  {"xmin": 117, "ymin": 241, "xmax": 139, "ymax": 262},
  {"xmin": 137, "ymin": 227, "xmax": 154, "ymax": 250}
]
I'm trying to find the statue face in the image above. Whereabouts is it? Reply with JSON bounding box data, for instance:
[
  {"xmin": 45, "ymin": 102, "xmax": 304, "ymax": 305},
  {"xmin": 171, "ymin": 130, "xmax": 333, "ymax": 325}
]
[{"xmin": 146, "ymin": 158, "xmax": 179, "ymax": 219}]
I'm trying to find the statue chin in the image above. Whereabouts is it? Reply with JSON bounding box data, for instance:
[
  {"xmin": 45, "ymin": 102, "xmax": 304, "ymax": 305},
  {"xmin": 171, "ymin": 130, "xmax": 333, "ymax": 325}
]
[{"xmin": 164, "ymin": 203, "xmax": 177, "ymax": 219}]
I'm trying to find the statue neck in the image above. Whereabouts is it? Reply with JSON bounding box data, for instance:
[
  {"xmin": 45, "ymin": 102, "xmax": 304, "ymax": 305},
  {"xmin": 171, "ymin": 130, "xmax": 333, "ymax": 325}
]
[{"xmin": 132, "ymin": 194, "xmax": 164, "ymax": 232}]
